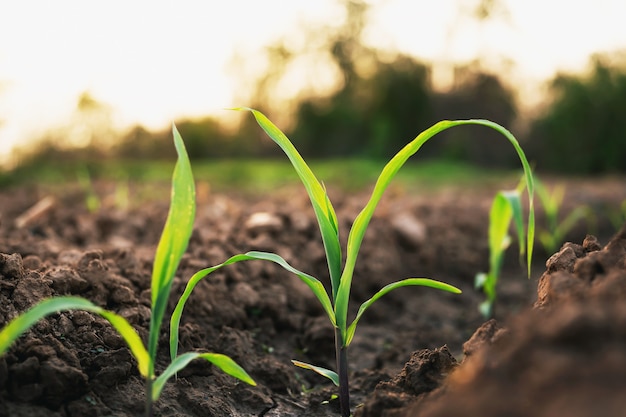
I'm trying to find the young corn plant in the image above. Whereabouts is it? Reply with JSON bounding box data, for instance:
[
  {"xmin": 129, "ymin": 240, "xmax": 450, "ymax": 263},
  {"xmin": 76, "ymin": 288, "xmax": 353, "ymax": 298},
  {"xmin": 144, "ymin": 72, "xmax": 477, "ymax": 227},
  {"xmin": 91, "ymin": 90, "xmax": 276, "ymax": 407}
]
[
  {"xmin": 77, "ymin": 165, "xmax": 101, "ymax": 213},
  {"xmin": 170, "ymin": 108, "xmax": 535, "ymax": 417},
  {"xmin": 0, "ymin": 125, "xmax": 255, "ymax": 417},
  {"xmin": 535, "ymin": 179, "xmax": 594, "ymax": 254},
  {"xmin": 475, "ymin": 179, "xmax": 529, "ymax": 319}
]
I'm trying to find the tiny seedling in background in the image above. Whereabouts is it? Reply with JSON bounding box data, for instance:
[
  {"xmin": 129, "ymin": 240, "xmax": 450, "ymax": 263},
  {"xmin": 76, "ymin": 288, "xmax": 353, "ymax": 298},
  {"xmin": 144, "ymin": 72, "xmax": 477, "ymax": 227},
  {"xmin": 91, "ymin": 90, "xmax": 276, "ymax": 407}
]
[
  {"xmin": 186, "ymin": 108, "xmax": 533, "ymax": 417},
  {"xmin": 535, "ymin": 179, "xmax": 594, "ymax": 254},
  {"xmin": 0, "ymin": 126, "xmax": 255, "ymax": 417},
  {"xmin": 114, "ymin": 174, "xmax": 131, "ymax": 210},
  {"xmin": 77, "ymin": 165, "xmax": 101, "ymax": 213},
  {"xmin": 475, "ymin": 179, "xmax": 529, "ymax": 319}
]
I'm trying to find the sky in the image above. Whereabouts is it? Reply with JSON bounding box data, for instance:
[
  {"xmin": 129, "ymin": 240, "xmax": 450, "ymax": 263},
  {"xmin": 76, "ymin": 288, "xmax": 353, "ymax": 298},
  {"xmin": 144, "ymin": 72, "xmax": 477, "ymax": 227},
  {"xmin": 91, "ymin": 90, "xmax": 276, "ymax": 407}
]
[{"xmin": 1, "ymin": 0, "xmax": 626, "ymax": 165}]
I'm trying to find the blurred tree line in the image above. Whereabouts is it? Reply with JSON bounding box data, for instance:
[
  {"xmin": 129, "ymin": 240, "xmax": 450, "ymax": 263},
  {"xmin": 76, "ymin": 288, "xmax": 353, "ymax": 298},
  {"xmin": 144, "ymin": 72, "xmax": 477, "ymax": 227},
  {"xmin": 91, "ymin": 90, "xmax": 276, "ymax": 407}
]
[
  {"xmin": 528, "ymin": 54, "xmax": 626, "ymax": 174},
  {"xmin": 8, "ymin": 0, "xmax": 626, "ymax": 175}
]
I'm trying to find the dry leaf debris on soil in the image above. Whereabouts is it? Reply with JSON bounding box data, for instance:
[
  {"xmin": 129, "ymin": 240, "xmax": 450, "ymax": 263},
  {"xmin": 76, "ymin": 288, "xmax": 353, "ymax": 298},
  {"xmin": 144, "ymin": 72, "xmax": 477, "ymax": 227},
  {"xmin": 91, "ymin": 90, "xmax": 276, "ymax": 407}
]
[{"xmin": 0, "ymin": 180, "xmax": 625, "ymax": 417}]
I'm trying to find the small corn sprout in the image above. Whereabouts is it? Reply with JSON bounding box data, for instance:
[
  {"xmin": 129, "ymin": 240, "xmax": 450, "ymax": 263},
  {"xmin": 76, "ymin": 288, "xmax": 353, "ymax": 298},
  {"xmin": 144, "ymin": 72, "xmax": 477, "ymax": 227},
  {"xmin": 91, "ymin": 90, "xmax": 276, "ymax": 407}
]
[
  {"xmin": 475, "ymin": 178, "xmax": 531, "ymax": 318},
  {"xmin": 535, "ymin": 179, "xmax": 594, "ymax": 254},
  {"xmin": 0, "ymin": 126, "xmax": 255, "ymax": 417},
  {"xmin": 181, "ymin": 108, "xmax": 533, "ymax": 417}
]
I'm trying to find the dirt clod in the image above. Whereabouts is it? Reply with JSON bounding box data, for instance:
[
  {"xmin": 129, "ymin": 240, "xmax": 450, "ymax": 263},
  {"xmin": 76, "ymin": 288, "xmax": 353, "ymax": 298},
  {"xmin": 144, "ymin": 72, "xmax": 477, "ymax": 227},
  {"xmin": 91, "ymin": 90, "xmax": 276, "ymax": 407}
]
[{"xmin": 405, "ymin": 225, "xmax": 626, "ymax": 417}]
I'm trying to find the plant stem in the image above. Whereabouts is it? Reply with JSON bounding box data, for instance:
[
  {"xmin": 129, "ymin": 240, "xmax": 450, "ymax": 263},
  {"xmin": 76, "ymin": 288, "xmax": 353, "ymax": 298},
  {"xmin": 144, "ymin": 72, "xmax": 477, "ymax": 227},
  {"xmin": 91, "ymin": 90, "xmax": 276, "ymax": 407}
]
[
  {"xmin": 145, "ymin": 377, "xmax": 153, "ymax": 417},
  {"xmin": 335, "ymin": 328, "xmax": 350, "ymax": 417}
]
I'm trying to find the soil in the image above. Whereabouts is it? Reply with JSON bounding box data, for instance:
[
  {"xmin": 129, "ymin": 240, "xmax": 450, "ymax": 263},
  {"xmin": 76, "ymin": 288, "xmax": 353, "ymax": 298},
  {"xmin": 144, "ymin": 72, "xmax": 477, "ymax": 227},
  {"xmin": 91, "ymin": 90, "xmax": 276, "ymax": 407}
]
[{"xmin": 0, "ymin": 177, "xmax": 625, "ymax": 417}]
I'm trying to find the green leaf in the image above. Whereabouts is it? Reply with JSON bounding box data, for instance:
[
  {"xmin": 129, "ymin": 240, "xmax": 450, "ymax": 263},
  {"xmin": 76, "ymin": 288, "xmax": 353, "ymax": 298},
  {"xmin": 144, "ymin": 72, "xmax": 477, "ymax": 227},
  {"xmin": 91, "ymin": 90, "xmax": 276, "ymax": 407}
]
[
  {"xmin": 538, "ymin": 230, "xmax": 556, "ymax": 254},
  {"xmin": 335, "ymin": 119, "xmax": 535, "ymax": 332},
  {"xmin": 236, "ymin": 110, "xmax": 535, "ymax": 334},
  {"xmin": 344, "ymin": 278, "xmax": 461, "ymax": 346},
  {"xmin": 170, "ymin": 251, "xmax": 335, "ymax": 362},
  {"xmin": 97, "ymin": 309, "xmax": 151, "ymax": 378},
  {"xmin": 479, "ymin": 186, "xmax": 530, "ymax": 318},
  {"xmin": 555, "ymin": 206, "xmax": 590, "ymax": 239},
  {"xmin": 489, "ymin": 192, "xmax": 514, "ymax": 271},
  {"xmin": 502, "ymin": 190, "xmax": 525, "ymax": 260},
  {"xmin": 149, "ymin": 124, "xmax": 196, "ymax": 373},
  {"xmin": 291, "ymin": 360, "xmax": 339, "ymax": 386},
  {"xmin": 478, "ymin": 191, "xmax": 516, "ymax": 312},
  {"xmin": 0, "ymin": 296, "xmax": 150, "ymax": 378},
  {"xmin": 474, "ymin": 272, "xmax": 487, "ymax": 290},
  {"xmin": 535, "ymin": 179, "xmax": 564, "ymax": 230},
  {"xmin": 153, "ymin": 352, "xmax": 255, "ymax": 401},
  {"xmin": 233, "ymin": 108, "xmax": 343, "ymax": 299},
  {"xmin": 321, "ymin": 394, "xmax": 339, "ymax": 404},
  {"xmin": 527, "ymin": 208, "xmax": 536, "ymax": 278},
  {"xmin": 479, "ymin": 299, "xmax": 493, "ymax": 318},
  {"xmin": 245, "ymin": 251, "xmax": 335, "ymax": 326}
]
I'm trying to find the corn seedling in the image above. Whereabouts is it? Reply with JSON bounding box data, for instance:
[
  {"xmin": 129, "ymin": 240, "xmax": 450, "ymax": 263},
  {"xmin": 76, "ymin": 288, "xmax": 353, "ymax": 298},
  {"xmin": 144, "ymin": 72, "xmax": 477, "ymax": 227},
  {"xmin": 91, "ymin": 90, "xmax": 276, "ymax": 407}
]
[
  {"xmin": 535, "ymin": 179, "xmax": 594, "ymax": 254},
  {"xmin": 77, "ymin": 165, "xmax": 101, "ymax": 213},
  {"xmin": 171, "ymin": 108, "xmax": 533, "ymax": 417},
  {"xmin": 113, "ymin": 174, "xmax": 131, "ymax": 210},
  {"xmin": 0, "ymin": 126, "xmax": 255, "ymax": 417},
  {"xmin": 475, "ymin": 178, "xmax": 530, "ymax": 319}
]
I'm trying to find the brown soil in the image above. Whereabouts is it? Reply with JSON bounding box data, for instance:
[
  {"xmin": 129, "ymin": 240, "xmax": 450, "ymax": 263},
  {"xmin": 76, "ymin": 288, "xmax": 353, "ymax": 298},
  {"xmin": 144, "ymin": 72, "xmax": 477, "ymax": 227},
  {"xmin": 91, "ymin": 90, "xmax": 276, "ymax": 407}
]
[{"xmin": 0, "ymin": 178, "xmax": 625, "ymax": 417}]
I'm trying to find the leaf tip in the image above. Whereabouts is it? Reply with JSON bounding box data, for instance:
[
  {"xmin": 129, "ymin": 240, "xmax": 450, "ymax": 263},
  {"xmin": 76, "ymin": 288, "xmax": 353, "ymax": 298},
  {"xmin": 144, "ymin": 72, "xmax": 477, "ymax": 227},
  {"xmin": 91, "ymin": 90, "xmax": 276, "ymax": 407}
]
[{"xmin": 228, "ymin": 106, "xmax": 252, "ymax": 112}]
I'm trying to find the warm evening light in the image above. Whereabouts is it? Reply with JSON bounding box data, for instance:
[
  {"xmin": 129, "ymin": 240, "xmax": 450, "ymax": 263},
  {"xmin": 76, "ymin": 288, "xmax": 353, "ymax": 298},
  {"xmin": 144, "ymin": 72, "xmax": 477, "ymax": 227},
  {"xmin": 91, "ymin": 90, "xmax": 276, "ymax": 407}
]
[
  {"xmin": 1, "ymin": 0, "xmax": 626, "ymax": 165},
  {"xmin": 2, "ymin": 2, "xmax": 626, "ymax": 416}
]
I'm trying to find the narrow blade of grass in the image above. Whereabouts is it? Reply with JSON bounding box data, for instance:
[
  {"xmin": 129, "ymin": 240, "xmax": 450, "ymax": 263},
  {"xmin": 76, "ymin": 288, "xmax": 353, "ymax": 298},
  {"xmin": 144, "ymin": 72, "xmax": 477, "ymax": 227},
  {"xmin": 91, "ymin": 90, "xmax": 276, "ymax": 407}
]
[
  {"xmin": 98, "ymin": 309, "xmax": 151, "ymax": 378},
  {"xmin": 170, "ymin": 251, "xmax": 335, "ymax": 362},
  {"xmin": 149, "ymin": 124, "xmax": 196, "ymax": 370},
  {"xmin": 291, "ymin": 360, "xmax": 339, "ymax": 386},
  {"xmin": 0, "ymin": 296, "xmax": 150, "ymax": 377},
  {"xmin": 489, "ymin": 192, "xmax": 515, "ymax": 269},
  {"xmin": 234, "ymin": 108, "xmax": 343, "ymax": 299},
  {"xmin": 153, "ymin": 352, "xmax": 255, "ymax": 401},
  {"xmin": 502, "ymin": 190, "xmax": 525, "ymax": 261},
  {"xmin": 344, "ymin": 278, "xmax": 461, "ymax": 346},
  {"xmin": 336, "ymin": 119, "xmax": 535, "ymax": 331}
]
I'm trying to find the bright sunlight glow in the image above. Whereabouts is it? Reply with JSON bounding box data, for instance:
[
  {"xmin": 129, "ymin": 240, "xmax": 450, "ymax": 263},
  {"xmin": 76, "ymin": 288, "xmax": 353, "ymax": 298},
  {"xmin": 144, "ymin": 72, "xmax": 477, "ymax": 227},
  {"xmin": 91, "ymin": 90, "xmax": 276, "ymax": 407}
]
[{"xmin": 1, "ymin": 0, "xmax": 626, "ymax": 164}]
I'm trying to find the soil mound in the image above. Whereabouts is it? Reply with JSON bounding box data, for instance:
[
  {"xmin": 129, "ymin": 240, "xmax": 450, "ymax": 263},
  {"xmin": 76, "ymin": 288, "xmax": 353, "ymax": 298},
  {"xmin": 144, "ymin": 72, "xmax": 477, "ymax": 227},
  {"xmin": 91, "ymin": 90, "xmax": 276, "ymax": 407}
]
[{"xmin": 369, "ymin": 226, "xmax": 626, "ymax": 417}]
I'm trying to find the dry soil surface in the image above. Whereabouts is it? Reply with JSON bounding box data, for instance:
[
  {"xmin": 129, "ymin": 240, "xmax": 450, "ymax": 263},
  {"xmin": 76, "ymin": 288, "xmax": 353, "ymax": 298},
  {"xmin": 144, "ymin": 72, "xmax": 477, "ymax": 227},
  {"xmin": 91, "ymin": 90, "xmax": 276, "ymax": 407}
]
[{"xmin": 0, "ymin": 178, "xmax": 625, "ymax": 416}]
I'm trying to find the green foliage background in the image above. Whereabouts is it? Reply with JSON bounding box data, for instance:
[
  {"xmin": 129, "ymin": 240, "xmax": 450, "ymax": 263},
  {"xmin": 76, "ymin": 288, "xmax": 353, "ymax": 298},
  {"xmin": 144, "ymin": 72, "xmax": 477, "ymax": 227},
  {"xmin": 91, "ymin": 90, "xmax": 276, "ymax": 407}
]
[{"xmin": 528, "ymin": 55, "xmax": 626, "ymax": 174}]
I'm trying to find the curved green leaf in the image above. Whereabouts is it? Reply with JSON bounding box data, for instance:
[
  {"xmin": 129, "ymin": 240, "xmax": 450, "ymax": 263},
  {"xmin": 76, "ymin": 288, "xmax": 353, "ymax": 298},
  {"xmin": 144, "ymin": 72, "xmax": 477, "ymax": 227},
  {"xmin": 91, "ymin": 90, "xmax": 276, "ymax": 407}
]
[
  {"xmin": 149, "ymin": 124, "xmax": 196, "ymax": 372},
  {"xmin": 153, "ymin": 351, "xmax": 255, "ymax": 401},
  {"xmin": 245, "ymin": 251, "xmax": 335, "ymax": 326},
  {"xmin": 502, "ymin": 190, "xmax": 525, "ymax": 261},
  {"xmin": 490, "ymin": 192, "xmax": 515, "ymax": 273},
  {"xmin": 0, "ymin": 296, "xmax": 150, "ymax": 377},
  {"xmin": 344, "ymin": 278, "xmax": 461, "ymax": 346},
  {"xmin": 556, "ymin": 206, "xmax": 590, "ymax": 239},
  {"xmin": 535, "ymin": 179, "xmax": 564, "ymax": 229},
  {"xmin": 479, "ymin": 299, "xmax": 493, "ymax": 319},
  {"xmin": 233, "ymin": 108, "xmax": 343, "ymax": 298},
  {"xmin": 291, "ymin": 360, "xmax": 339, "ymax": 386},
  {"xmin": 474, "ymin": 272, "xmax": 488, "ymax": 290},
  {"xmin": 536, "ymin": 178, "xmax": 592, "ymax": 253},
  {"xmin": 478, "ymin": 190, "xmax": 517, "ymax": 315},
  {"xmin": 336, "ymin": 119, "xmax": 535, "ymax": 330},
  {"xmin": 98, "ymin": 309, "xmax": 151, "ymax": 378},
  {"xmin": 170, "ymin": 251, "xmax": 334, "ymax": 362}
]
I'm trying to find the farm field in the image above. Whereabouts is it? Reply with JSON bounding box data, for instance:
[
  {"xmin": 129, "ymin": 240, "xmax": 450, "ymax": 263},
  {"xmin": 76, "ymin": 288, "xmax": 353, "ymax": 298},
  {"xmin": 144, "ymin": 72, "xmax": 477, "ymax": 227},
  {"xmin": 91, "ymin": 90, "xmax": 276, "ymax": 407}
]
[{"xmin": 1, "ymin": 170, "xmax": 625, "ymax": 416}]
